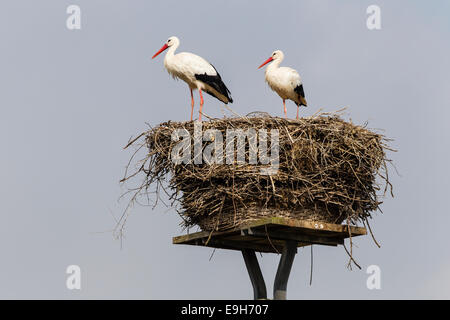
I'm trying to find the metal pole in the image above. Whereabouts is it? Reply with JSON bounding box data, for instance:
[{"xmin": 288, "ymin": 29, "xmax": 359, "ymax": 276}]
[
  {"xmin": 273, "ymin": 240, "xmax": 297, "ymax": 300},
  {"xmin": 241, "ymin": 249, "xmax": 267, "ymax": 300}
]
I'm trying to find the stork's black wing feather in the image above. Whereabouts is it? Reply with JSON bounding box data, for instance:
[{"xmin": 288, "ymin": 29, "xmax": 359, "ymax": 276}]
[
  {"xmin": 195, "ymin": 64, "xmax": 233, "ymax": 103},
  {"xmin": 294, "ymin": 84, "xmax": 307, "ymax": 106}
]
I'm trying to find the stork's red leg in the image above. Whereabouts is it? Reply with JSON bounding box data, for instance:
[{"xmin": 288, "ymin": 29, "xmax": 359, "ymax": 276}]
[
  {"xmin": 190, "ymin": 88, "xmax": 194, "ymax": 121},
  {"xmin": 283, "ymin": 99, "xmax": 287, "ymax": 118},
  {"xmin": 296, "ymin": 104, "xmax": 299, "ymax": 120},
  {"xmin": 198, "ymin": 89, "xmax": 204, "ymax": 122}
]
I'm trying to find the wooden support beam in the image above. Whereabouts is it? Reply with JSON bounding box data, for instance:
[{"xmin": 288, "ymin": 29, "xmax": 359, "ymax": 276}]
[
  {"xmin": 173, "ymin": 217, "xmax": 366, "ymax": 253},
  {"xmin": 241, "ymin": 228, "xmax": 343, "ymax": 247},
  {"xmin": 242, "ymin": 249, "xmax": 267, "ymax": 300}
]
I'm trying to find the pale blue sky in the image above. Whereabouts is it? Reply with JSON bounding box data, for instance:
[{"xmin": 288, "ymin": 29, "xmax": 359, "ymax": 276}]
[{"xmin": 0, "ymin": 0, "xmax": 449, "ymax": 299}]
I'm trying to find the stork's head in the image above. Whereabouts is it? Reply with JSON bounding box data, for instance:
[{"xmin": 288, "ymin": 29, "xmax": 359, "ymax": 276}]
[
  {"xmin": 152, "ymin": 36, "xmax": 179, "ymax": 59},
  {"xmin": 258, "ymin": 50, "xmax": 284, "ymax": 69}
]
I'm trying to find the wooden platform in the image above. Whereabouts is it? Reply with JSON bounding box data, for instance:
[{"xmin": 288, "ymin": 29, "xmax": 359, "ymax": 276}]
[{"xmin": 173, "ymin": 217, "xmax": 367, "ymax": 253}]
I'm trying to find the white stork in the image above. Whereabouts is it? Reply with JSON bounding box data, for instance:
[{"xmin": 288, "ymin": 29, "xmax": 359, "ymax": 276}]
[
  {"xmin": 152, "ymin": 36, "xmax": 233, "ymax": 121},
  {"xmin": 258, "ymin": 50, "xmax": 307, "ymax": 119}
]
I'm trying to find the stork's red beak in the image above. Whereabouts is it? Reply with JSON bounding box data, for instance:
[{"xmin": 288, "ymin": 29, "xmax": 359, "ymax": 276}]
[
  {"xmin": 258, "ymin": 57, "xmax": 273, "ymax": 69},
  {"xmin": 152, "ymin": 43, "xmax": 169, "ymax": 59}
]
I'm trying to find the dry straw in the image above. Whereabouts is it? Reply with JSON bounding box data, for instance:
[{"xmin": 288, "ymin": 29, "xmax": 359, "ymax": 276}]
[{"xmin": 120, "ymin": 111, "xmax": 394, "ymax": 238}]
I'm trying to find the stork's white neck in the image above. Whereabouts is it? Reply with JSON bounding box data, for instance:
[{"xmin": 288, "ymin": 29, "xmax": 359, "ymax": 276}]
[
  {"xmin": 164, "ymin": 41, "xmax": 179, "ymax": 62},
  {"xmin": 266, "ymin": 56, "xmax": 283, "ymax": 72}
]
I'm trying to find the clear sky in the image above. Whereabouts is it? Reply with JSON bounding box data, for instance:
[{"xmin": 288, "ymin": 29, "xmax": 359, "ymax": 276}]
[{"xmin": 1, "ymin": 0, "xmax": 449, "ymax": 299}]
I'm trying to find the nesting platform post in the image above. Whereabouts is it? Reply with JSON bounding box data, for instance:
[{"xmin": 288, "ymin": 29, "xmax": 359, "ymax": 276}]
[
  {"xmin": 173, "ymin": 217, "xmax": 367, "ymax": 300},
  {"xmin": 241, "ymin": 249, "xmax": 267, "ymax": 299}
]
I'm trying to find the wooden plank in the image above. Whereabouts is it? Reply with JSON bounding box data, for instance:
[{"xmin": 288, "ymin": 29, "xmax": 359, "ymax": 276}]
[
  {"xmin": 173, "ymin": 229, "xmax": 234, "ymax": 244},
  {"xmin": 239, "ymin": 217, "xmax": 366, "ymax": 236},
  {"xmin": 204, "ymin": 238, "xmax": 284, "ymax": 253},
  {"xmin": 241, "ymin": 228, "xmax": 342, "ymax": 247},
  {"xmin": 173, "ymin": 217, "xmax": 367, "ymax": 253},
  {"xmin": 176, "ymin": 234, "xmax": 279, "ymax": 253},
  {"xmin": 173, "ymin": 217, "xmax": 365, "ymax": 245}
]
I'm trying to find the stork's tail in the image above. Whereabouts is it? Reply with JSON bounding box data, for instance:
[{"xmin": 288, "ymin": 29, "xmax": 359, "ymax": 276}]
[
  {"xmin": 294, "ymin": 84, "xmax": 307, "ymax": 107},
  {"xmin": 195, "ymin": 72, "xmax": 233, "ymax": 104},
  {"xmin": 299, "ymin": 96, "xmax": 307, "ymax": 106}
]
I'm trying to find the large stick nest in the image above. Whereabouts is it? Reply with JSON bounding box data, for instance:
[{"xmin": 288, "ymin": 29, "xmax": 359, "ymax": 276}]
[{"xmin": 121, "ymin": 112, "xmax": 394, "ymax": 232}]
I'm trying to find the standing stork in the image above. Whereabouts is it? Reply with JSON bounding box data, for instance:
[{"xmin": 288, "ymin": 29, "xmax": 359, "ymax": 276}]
[
  {"xmin": 258, "ymin": 50, "xmax": 307, "ymax": 119},
  {"xmin": 152, "ymin": 36, "xmax": 233, "ymax": 121}
]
